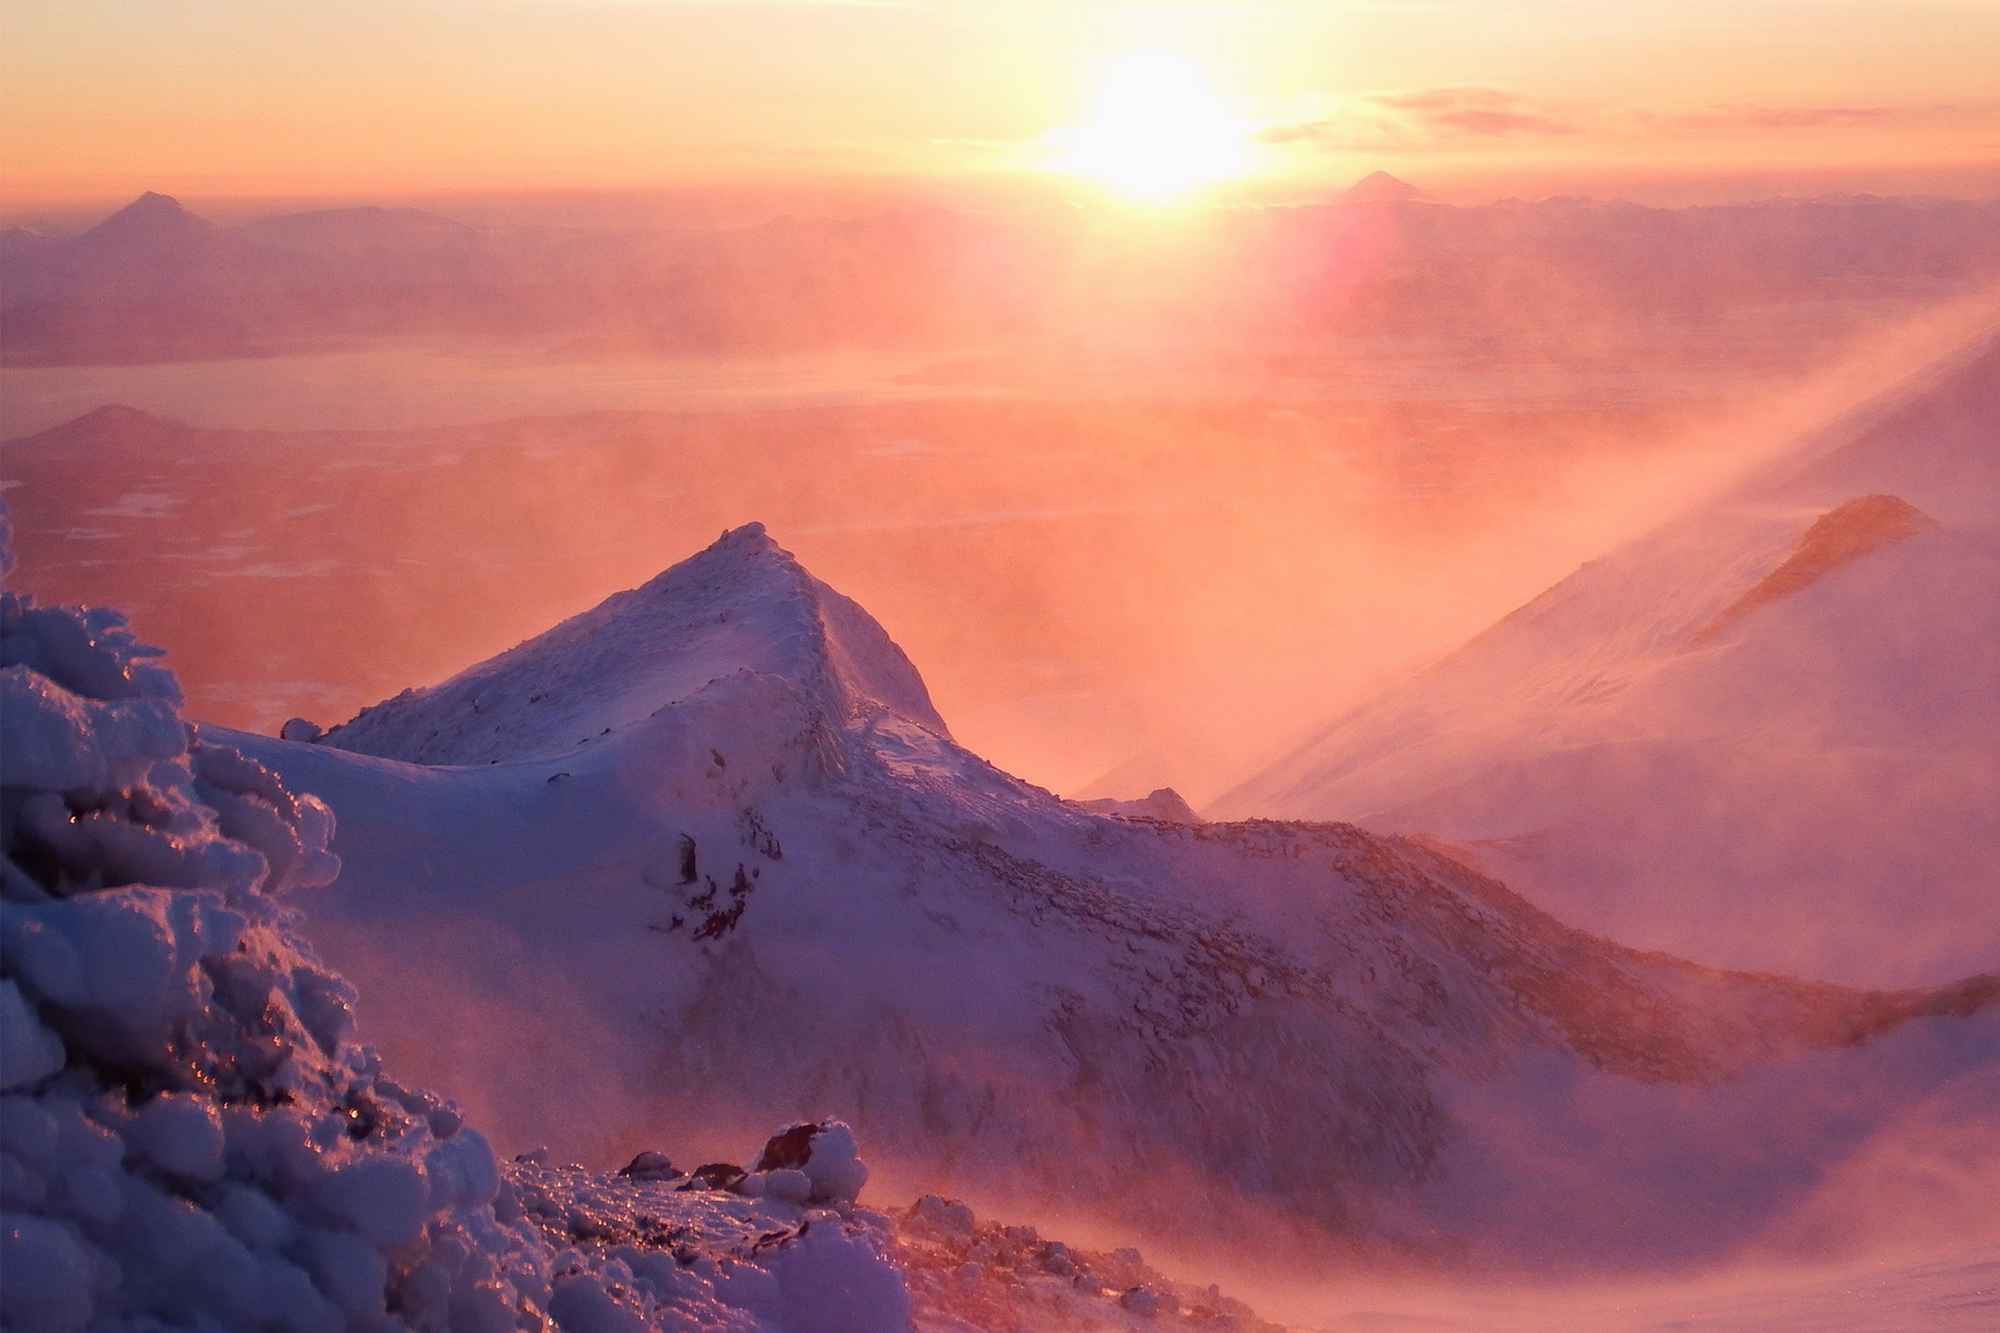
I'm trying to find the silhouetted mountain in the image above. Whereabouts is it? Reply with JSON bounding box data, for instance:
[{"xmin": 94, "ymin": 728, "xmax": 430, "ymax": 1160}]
[
  {"xmin": 76, "ymin": 190, "xmax": 218, "ymax": 244},
  {"xmin": 1336, "ymin": 171, "xmax": 1439, "ymax": 204}
]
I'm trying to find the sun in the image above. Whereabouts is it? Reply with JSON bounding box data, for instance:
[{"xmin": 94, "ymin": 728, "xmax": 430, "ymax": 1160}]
[{"xmin": 1047, "ymin": 51, "xmax": 1253, "ymax": 204}]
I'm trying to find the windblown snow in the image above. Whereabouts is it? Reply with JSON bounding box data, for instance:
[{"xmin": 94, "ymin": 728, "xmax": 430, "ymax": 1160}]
[
  {"xmin": 1216, "ymin": 328, "xmax": 2000, "ymax": 987},
  {"xmin": 207, "ymin": 513, "xmax": 2000, "ymax": 1276}
]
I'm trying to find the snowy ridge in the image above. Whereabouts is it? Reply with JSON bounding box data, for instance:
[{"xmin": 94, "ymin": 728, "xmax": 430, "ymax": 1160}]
[
  {"xmin": 1214, "ymin": 327, "xmax": 2000, "ymax": 985},
  {"xmin": 230, "ymin": 525, "xmax": 2000, "ymax": 1272},
  {"xmin": 1686, "ymin": 493, "xmax": 1938, "ymax": 644},
  {"xmin": 1, "ymin": 556, "xmax": 1301, "ymax": 1331},
  {"xmin": 322, "ymin": 522, "xmax": 948, "ymax": 767}
]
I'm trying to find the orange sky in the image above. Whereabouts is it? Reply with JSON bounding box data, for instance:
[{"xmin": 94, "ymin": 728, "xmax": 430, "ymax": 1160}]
[{"xmin": 4, "ymin": 0, "xmax": 1999, "ymax": 213}]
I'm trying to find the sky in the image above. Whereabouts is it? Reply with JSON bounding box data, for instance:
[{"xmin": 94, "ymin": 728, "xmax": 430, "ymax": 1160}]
[{"xmin": 4, "ymin": 0, "xmax": 2000, "ymax": 213}]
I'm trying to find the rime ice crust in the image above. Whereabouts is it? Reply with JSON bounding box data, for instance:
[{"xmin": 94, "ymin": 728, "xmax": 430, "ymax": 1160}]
[{"xmin": 0, "ymin": 581, "xmax": 922, "ymax": 1332}]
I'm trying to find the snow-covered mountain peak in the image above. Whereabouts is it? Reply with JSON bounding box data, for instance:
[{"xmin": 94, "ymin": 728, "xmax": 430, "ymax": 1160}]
[{"xmin": 322, "ymin": 522, "xmax": 948, "ymax": 765}]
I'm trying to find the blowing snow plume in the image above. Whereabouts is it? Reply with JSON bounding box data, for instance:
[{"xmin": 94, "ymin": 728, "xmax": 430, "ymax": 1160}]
[
  {"xmin": 1216, "ymin": 324, "xmax": 2000, "ymax": 990},
  {"xmin": 10, "ymin": 191, "xmax": 2000, "ymax": 811},
  {"xmin": 213, "ymin": 520, "xmax": 2000, "ymax": 1279}
]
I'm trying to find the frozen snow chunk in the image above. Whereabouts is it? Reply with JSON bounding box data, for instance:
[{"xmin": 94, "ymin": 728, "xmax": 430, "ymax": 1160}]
[
  {"xmin": 614, "ymin": 1149, "xmax": 678, "ymax": 1182},
  {"xmin": 280, "ymin": 717, "xmax": 324, "ymax": 743},
  {"xmin": 308, "ymin": 1157, "xmax": 429, "ymax": 1248},
  {"xmin": 909, "ymin": 1194, "xmax": 975, "ymax": 1235},
  {"xmin": 250, "ymin": 1257, "xmax": 344, "ymax": 1333},
  {"xmin": 548, "ymin": 1273, "xmax": 651, "ymax": 1333},
  {"xmin": 1, "ymin": 916, "xmax": 86, "ymax": 1006},
  {"xmin": 0, "ymin": 667, "xmax": 106, "ymax": 790},
  {"xmin": 185, "ymin": 741, "xmax": 340, "ymax": 894},
  {"xmin": 31, "ymin": 889, "xmax": 192, "ymax": 1034},
  {"xmin": 750, "ymin": 1120, "xmax": 869, "ymax": 1206},
  {"xmin": 56, "ymin": 1162, "xmax": 123, "ymax": 1225},
  {"xmin": 290, "ymin": 966, "xmax": 357, "ymax": 1055},
  {"xmin": 14, "ymin": 604, "xmax": 139, "ymax": 702},
  {"xmin": 426, "ymin": 1129, "xmax": 500, "ymax": 1211},
  {"xmin": 301, "ymin": 1226, "xmax": 391, "ymax": 1324},
  {"xmin": 0, "ymin": 1149, "xmax": 45, "ymax": 1210},
  {"xmin": 290, "ymin": 794, "xmax": 341, "ymax": 890},
  {"xmin": 0, "ymin": 1097, "xmax": 58, "ymax": 1161},
  {"xmin": 768, "ymin": 1220, "xmax": 913, "ymax": 1333},
  {"xmin": 0, "ymin": 979, "xmax": 64, "ymax": 1090},
  {"xmin": 0, "ymin": 665, "xmax": 185, "ymax": 794},
  {"xmin": 426, "ymin": 1105, "xmax": 462, "ymax": 1141},
  {"xmin": 126, "ymin": 1093, "xmax": 225, "ymax": 1183},
  {"xmin": 0, "ymin": 1212, "xmax": 94, "ymax": 1331},
  {"xmin": 443, "ymin": 1279, "xmax": 518, "ymax": 1333},
  {"xmin": 216, "ymin": 1183, "xmax": 295, "ymax": 1252},
  {"xmin": 743, "ymin": 1167, "xmax": 812, "ymax": 1206}
]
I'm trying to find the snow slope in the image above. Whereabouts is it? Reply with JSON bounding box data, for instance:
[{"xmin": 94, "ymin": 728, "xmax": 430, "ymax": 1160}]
[
  {"xmin": 1215, "ymin": 326, "xmax": 2000, "ymax": 987},
  {"xmin": 224, "ymin": 523, "xmax": 2000, "ymax": 1273}
]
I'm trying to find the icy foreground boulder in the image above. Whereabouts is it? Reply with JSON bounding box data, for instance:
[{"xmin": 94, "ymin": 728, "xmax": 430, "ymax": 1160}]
[{"xmin": 0, "ymin": 581, "xmax": 921, "ymax": 1331}]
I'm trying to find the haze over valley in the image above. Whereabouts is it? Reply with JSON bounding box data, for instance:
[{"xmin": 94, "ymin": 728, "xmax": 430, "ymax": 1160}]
[{"xmin": 5, "ymin": 2, "xmax": 1999, "ymax": 1329}]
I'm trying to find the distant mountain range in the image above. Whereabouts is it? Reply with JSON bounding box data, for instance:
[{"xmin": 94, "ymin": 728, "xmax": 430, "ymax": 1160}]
[
  {"xmin": 6, "ymin": 184, "xmax": 2000, "ymax": 363},
  {"xmin": 221, "ymin": 519, "xmax": 2000, "ymax": 1272}
]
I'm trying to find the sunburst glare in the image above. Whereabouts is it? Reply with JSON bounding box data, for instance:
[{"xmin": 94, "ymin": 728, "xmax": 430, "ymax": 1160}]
[{"xmin": 1046, "ymin": 50, "xmax": 1253, "ymax": 203}]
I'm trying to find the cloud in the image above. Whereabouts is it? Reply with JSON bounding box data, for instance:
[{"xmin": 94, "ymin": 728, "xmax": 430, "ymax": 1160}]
[
  {"xmin": 1665, "ymin": 105, "xmax": 1901, "ymax": 131},
  {"xmin": 1255, "ymin": 86, "xmax": 1580, "ymax": 153},
  {"xmin": 1372, "ymin": 86, "xmax": 1583, "ymax": 138},
  {"xmin": 1655, "ymin": 102, "xmax": 2000, "ymax": 135},
  {"xmin": 1252, "ymin": 114, "xmax": 1414, "ymax": 153},
  {"xmin": 1255, "ymin": 89, "xmax": 2000, "ymax": 158}
]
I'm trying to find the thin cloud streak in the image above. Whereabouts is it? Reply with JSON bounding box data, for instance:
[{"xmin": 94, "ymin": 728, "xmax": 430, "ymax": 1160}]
[{"xmin": 1254, "ymin": 87, "xmax": 2000, "ymax": 158}]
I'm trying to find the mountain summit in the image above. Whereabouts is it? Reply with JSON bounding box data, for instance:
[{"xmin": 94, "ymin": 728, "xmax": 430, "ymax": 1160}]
[{"xmin": 323, "ymin": 522, "xmax": 948, "ymax": 766}]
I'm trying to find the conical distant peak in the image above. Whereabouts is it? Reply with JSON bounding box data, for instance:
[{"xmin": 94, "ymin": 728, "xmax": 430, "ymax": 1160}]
[
  {"xmin": 62, "ymin": 403, "xmax": 181, "ymax": 432},
  {"xmin": 1338, "ymin": 172, "xmax": 1438, "ymax": 204},
  {"xmin": 85, "ymin": 190, "xmax": 216, "ymax": 239},
  {"xmin": 81, "ymin": 189, "xmax": 218, "ymax": 241}
]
